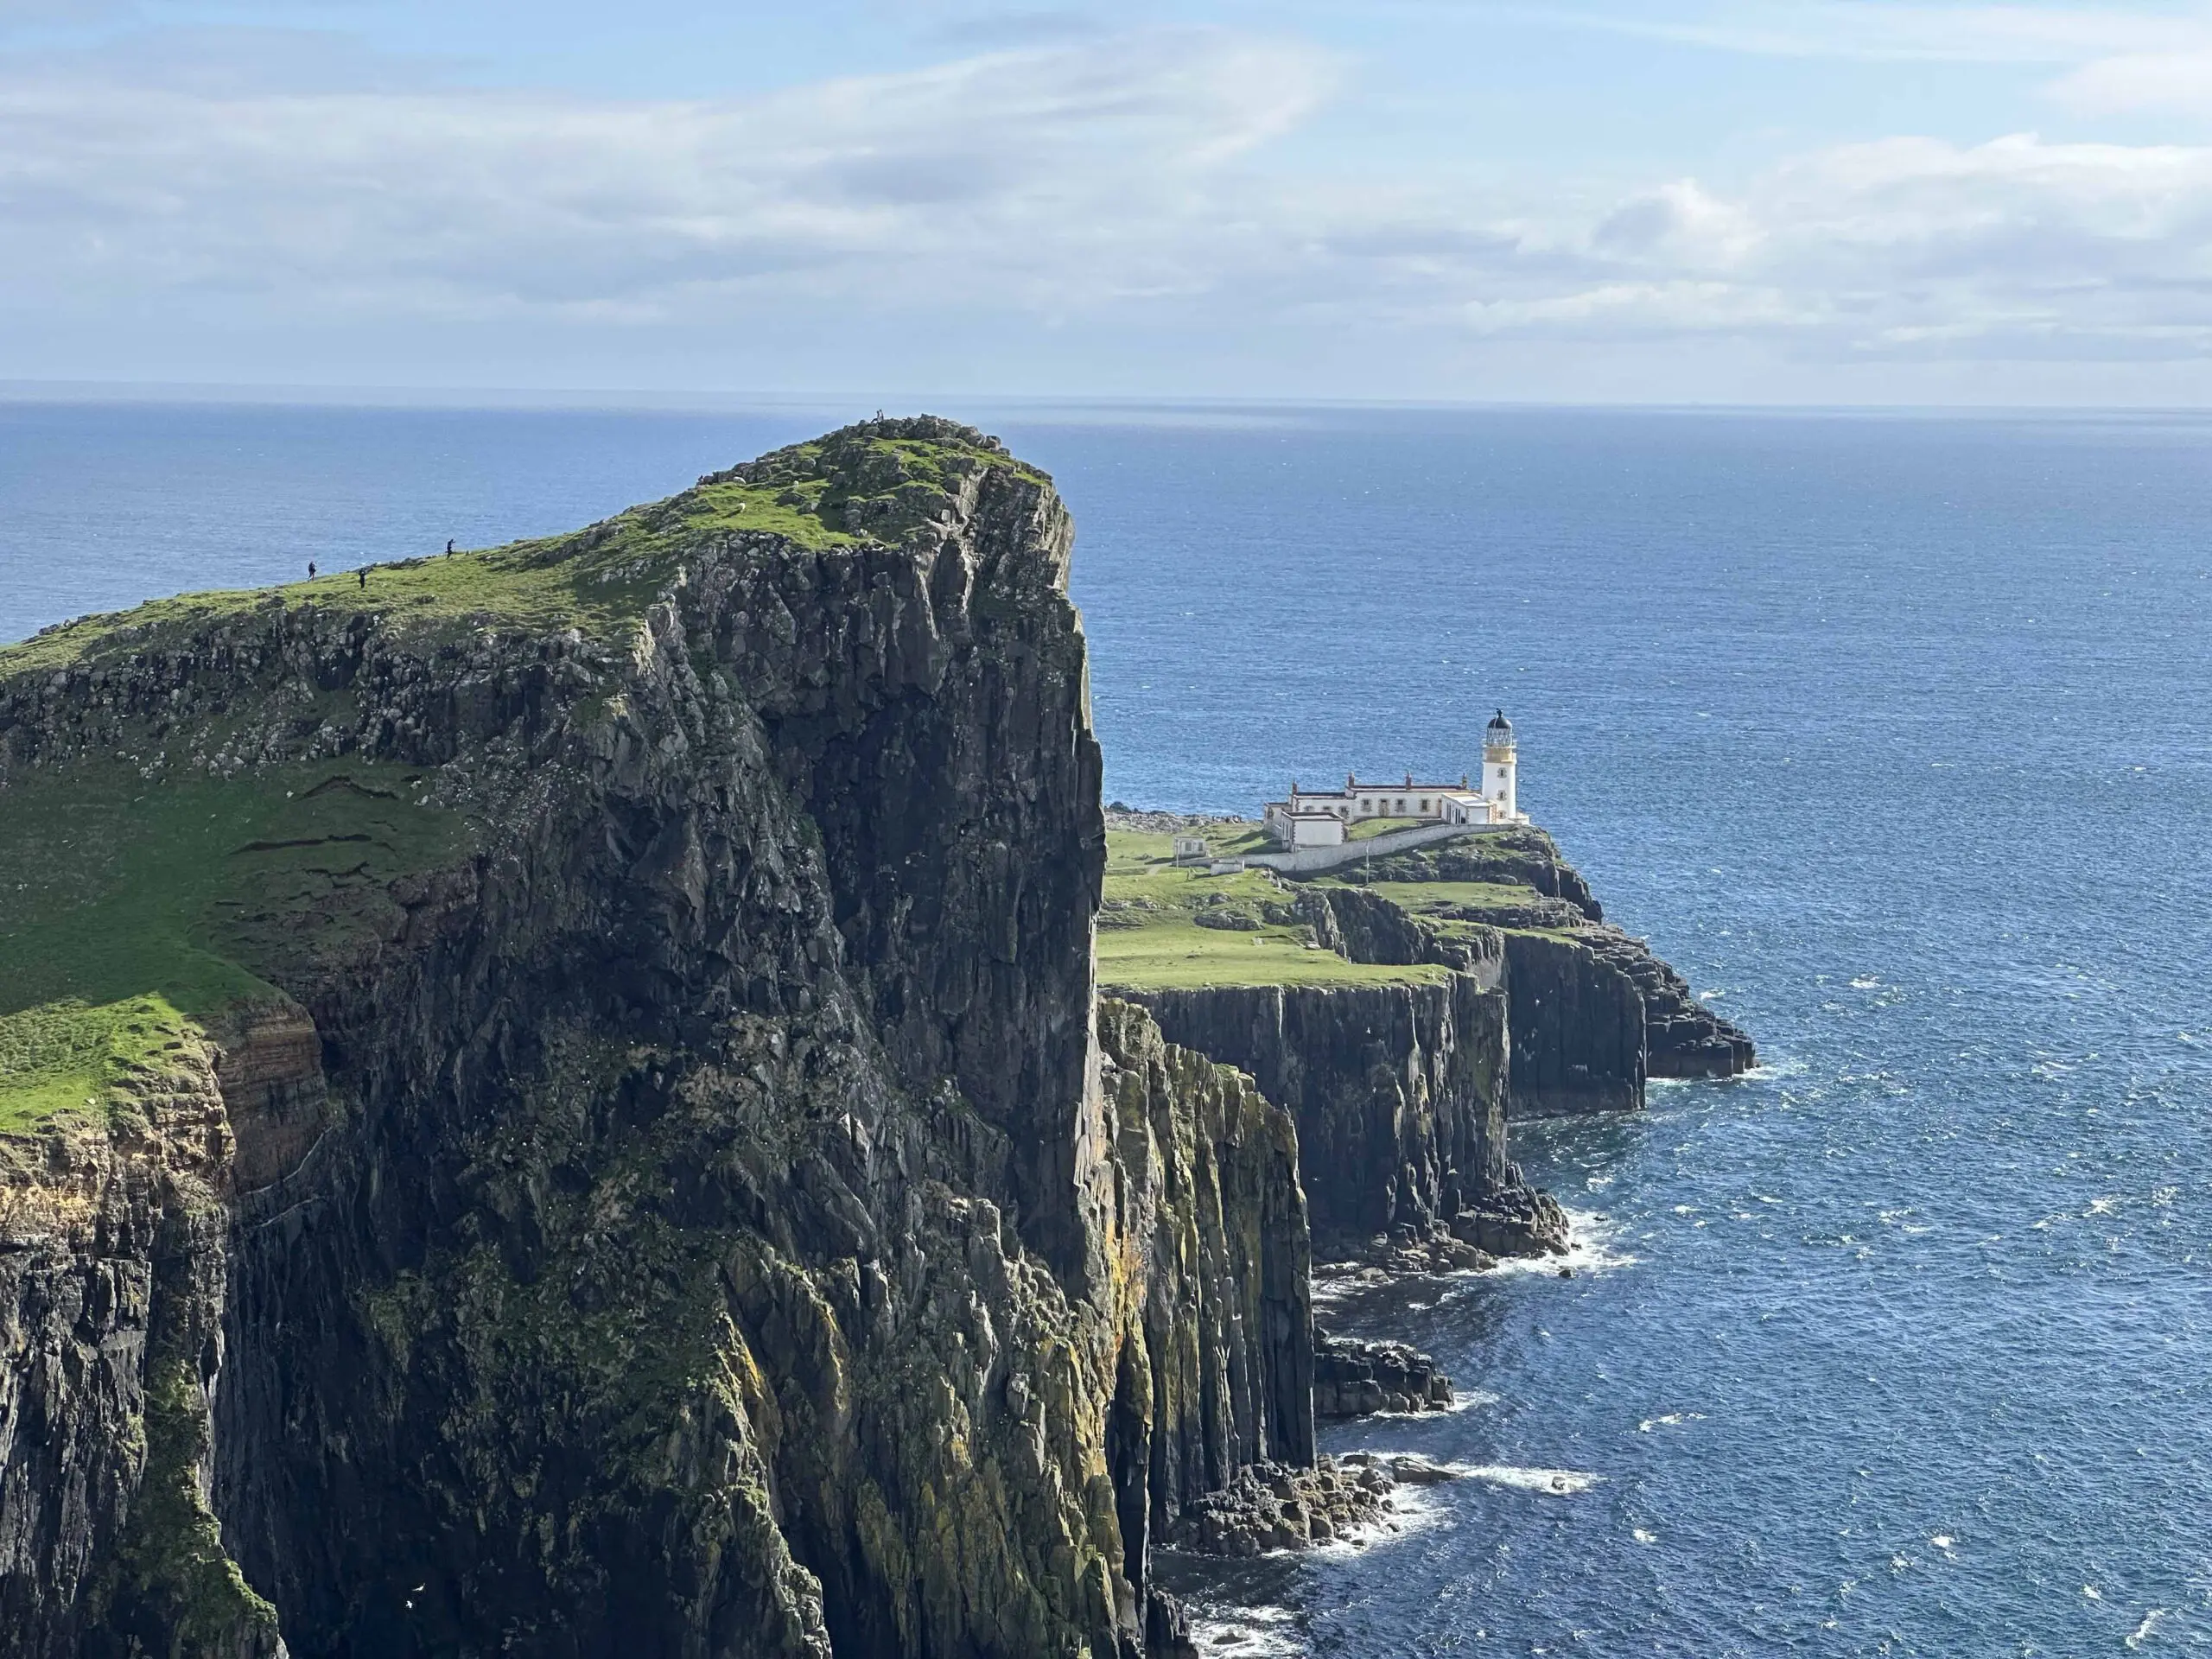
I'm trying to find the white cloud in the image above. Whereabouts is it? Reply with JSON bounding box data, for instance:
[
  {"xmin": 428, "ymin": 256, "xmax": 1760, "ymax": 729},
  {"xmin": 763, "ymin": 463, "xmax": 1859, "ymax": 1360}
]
[
  {"xmin": 2050, "ymin": 50, "xmax": 2212, "ymax": 113},
  {"xmin": 0, "ymin": 27, "xmax": 1335, "ymax": 315},
  {"xmin": 1441, "ymin": 135, "xmax": 2212, "ymax": 356},
  {"xmin": 1501, "ymin": 2, "xmax": 2212, "ymax": 66},
  {"xmin": 0, "ymin": 22, "xmax": 2209, "ymax": 383}
]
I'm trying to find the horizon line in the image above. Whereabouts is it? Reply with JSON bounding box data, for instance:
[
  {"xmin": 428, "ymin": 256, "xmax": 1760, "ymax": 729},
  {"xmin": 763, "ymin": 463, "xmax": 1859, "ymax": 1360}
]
[{"xmin": 3, "ymin": 379, "xmax": 2211, "ymax": 421}]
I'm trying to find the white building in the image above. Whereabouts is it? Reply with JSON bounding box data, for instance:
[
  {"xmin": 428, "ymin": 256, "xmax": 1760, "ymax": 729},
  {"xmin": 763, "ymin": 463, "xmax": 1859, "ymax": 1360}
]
[{"xmin": 1262, "ymin": 710, "xmax": 1529, "ymax": 850}]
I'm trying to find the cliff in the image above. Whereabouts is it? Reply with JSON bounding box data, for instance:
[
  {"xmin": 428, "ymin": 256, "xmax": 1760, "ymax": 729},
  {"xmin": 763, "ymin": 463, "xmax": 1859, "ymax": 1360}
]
[
  {"xmin": 0, "ymin": 419, "xmax": 1305, "ymax": 1659},
  {"xmin": 1097, "ymin": 821, "xmax": 1750, "ymax": 1262},
  {"xmin": 1128, "ymin": 977, "xmax": 1518, "ymax": 1255},
  {"xmin": 1348, "ymin": 831, "xmax": 1757, "ymax": 1114}
]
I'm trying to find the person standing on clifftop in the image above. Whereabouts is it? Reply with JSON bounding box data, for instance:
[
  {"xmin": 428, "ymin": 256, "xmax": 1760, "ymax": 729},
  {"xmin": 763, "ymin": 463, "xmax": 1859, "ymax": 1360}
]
[
  {"xmin": 308, "ymin": 562, "xmax": 316, "ymax": 579},
  {"xmin": 446, "ymin": 538, "xmax": 454, "ymax": 556},
  {"xmin": 358, "ymin": 569, "xmax": 367, "ymax": 588}
]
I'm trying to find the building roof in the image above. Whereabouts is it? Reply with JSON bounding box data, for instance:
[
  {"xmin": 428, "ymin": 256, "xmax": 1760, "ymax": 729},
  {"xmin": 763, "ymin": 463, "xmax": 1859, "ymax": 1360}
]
[{"xmin": 1293, "ymin": 780, "xmax": 1474, "ymax": 796}]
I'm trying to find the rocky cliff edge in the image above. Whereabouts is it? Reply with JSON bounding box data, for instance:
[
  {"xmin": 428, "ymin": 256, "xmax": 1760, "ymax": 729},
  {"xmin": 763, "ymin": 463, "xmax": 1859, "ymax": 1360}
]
[{"xmin": 0, "ymin": 418, "xmax": 1308, "ymax": 1659}]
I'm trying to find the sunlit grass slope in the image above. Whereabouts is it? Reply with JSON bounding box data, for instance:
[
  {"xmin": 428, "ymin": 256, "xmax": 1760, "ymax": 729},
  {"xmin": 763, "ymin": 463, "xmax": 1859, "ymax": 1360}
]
[
  {"xmin": 1096, "ymin": 829, "xmax": 1443, "ymax": 992},
  {"xmin": 0, "ymin": 423, "xmax": 1038, "ymax": 1130},
  {"xmin": 0, "ymin": 760, "xmax": 467, "ymax": 1131}
]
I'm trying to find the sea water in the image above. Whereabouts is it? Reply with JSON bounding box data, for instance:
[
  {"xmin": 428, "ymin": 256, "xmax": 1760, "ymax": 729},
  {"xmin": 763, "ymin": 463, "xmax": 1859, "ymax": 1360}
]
[{"xmin": 5, "ymin": 399, "xmax": 2209, "ymax": 1656}]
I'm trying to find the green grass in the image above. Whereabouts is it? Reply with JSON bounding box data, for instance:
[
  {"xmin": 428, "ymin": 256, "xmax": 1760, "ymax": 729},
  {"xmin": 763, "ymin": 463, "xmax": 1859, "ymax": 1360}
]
[
  {"xmin": 1309, "ymin": 877, "xmax": 1547, "ymax": 913},
  {"xmin": 0, "ymin": 995, "xmax": 196, "ymax": 1134},
  {"xmin": 1098, "ymin": 830, "xmax": 1443, "ymax": 992},
  {"xmin": 0, "ymin": 759, "xmax": 470, "ymax": 1128},
  {"xmin": 1102, "ymin": 825, "xmax": 1274, "ymax": 865},
  {"xmin": 1344, "ymin": 816, "xmax": 1427, "ymax": 841},
  {"xmin": 0, "ymin": 428, "xmax": 1037, "ymax": 679}
]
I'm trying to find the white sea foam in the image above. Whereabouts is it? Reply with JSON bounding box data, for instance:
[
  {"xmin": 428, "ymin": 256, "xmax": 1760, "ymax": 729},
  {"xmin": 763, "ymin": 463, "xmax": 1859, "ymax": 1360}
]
[
  {"xmin": 1483, "ymin": 1207, "xmax": 1639, "ymax": 1281},
  {"xmin": 1191, "ymin": 1602, "xmax": 1303, "ymax": 1658},
  {"xmin": 1351, "ymin": 1386, "xmax": 1499, "ymax": 1422},
  {"xmin": 1740, "ymin": 1056, "xmax": 1808, "ymax": 1082},
  {"xmin": 1460, "ymin": 1464, "xmax": 1602, "ymax": 1495},
  {"xmin": 2127, "ymin": 1609, "xmax": 2167, "ymax": 1649},
  {"xmin": 1310, "ymin": 1468, "xmax": 1459, "ymax": 1556},
  {"xmin": 1637, "ymin": 1411, "xmax": 1705, "ymax": 1433}
]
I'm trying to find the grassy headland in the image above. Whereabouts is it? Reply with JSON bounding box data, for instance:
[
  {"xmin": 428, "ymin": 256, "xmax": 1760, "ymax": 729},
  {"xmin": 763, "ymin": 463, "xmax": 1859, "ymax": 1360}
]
[
  {"xmin": 0, "ymin": 758, "xmax": 468, "ymax": 1130},
  {"xmin": 0, "ymin": 423, "xmax": 1045, "ymax": 1128},
  {"xmin": 0, "ymin": 426, "xmax": 1042, "ymax": 678},
  {"xmin": 1096, "ymin": 829, "xmax": 1445, "ymax": 992}
]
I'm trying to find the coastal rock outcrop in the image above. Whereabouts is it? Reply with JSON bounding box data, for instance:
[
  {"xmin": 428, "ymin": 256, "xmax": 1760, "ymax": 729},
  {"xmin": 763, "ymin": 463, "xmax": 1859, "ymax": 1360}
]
[
  {"xmin": 1164, "ymin": 1456, "xmax": 1391, "ymax": 1556},
  {"xmin": 1312, "ymin": 1329, "xmax": 1452, "ymax": 1420},
  {"xmin": 0, "ymin": 1024, "xmax": 283, "ymax": 1659},
  {"xmin": 1358, "ymin": 831, "xmax": 1757, "ymax": 1113},
  {"xmin": 0, "ymin": 419, "xmax": 1325, "ymax": 1659},
  {"xmin": 1127, "ymin": 976, "xmax": 1527, "ymax": 1258}
]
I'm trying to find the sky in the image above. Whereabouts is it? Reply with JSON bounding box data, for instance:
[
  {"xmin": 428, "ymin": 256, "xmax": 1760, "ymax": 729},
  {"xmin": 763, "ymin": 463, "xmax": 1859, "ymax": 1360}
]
[{"xmin": 3, "ymin": 0, "xmax": 2211, "ymax": 404}]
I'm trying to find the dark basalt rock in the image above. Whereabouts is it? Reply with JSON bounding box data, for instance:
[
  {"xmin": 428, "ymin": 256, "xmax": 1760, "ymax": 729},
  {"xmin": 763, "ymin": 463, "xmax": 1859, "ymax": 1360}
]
[
  {"xmin": 1450, "ymin": 1173, "xmax": 1571, "ymax": 1257},
  {"xmin": 1503, "ymin": 925, "xmax": 1755, "ymax": 1116},
  {"xmin": 1128, "ymin": 975, "xmax": 1521, "ymax": 1258},
  {"xmin": 1096, "ymin": 999, "xmax": 1316, "ymax": 1544},
  {"xmin": 0, "ymin": 420, "xmax": 1329, "ymax": 1659},
  {"xmin": 1165, "ymin": 1456, "xmax": 1394, "ymax": 1556},
  {"xmin": 1312, "ymin": 1327, "xmax": 1452, "ymax": 1419}
]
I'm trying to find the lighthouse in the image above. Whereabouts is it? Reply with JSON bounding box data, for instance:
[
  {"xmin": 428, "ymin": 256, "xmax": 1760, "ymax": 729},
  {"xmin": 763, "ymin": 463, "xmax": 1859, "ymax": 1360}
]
[{"xmin": 1482, "ymin": 709, "xmax": 1518, "ymax": 820}]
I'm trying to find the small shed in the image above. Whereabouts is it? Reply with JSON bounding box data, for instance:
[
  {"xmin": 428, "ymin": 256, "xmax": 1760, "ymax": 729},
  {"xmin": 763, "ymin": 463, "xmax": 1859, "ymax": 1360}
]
[{"xmin": 1172, "ymin": 836, "xmax": 1210, "ymax": 866}]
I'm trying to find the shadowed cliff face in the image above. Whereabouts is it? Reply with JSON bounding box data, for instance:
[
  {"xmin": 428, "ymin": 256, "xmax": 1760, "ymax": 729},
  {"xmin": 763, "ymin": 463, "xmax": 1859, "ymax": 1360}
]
[
  {"xmin": 1094, "ymin": 1001, "xmax": 1313, "ymax": 1592},
  {"xmin": 0, "ymin": 1033, "xmax": 283, "ymax": 1659},
  {"xmin": 1128, "ymin": 978, "xmax": 1509, "ymax": 1252},
  {"xmin": 0, "ymin": 418, "xmax": 1286, "ymax": 1659}
]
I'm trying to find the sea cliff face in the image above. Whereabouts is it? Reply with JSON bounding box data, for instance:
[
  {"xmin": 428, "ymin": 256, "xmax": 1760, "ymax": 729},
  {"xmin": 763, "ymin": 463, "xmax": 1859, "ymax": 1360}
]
[
  {"xmin": 0, "ymin": 417, "xmax": 1750, "ymax": 1659},
  {"xmin": 1128, "ymin": 977, "xmax": 1513, "ymax": 1254},
  {"xmin": 0, "ymin": 420, "xmax": 1314, "ymax": 1658},
  {"xmin": 0, "ymin": 1028, "xmax": 282, "ymax": 1659},
  {"xmin": 1351, "ymin": 835, "xmax": 1758, "ymax": 1116}
]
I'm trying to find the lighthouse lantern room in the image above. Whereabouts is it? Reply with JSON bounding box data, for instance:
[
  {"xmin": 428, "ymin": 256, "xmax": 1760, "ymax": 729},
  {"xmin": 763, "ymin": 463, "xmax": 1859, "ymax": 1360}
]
[{"xmin": 1482, "ymin": 709, "xmax": 1518, "ymax": 820}]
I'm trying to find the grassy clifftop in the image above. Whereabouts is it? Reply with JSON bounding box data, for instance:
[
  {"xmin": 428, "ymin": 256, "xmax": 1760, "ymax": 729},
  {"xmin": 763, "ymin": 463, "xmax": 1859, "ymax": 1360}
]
[
  {"xmin": 0, "ymin": 760, "xmax": 466, "ymax": 1132},
  {"xmin": 0, "ymin": 417, "xmax": 1042, "ymax": 679},
  {"xmin": 0, "ymin": 416, "xmax": 1039, "ymax": 1131},
  {"xmin": 1097, "ymin": 829, "xmax": 1446, "ymax": 991}
]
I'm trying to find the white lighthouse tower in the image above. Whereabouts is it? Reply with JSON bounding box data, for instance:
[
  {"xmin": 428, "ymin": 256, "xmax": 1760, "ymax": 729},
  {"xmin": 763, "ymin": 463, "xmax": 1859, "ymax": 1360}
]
[{"xmin": 1482, "ymin": 709, "xmax": 1518, "ymax": 820}]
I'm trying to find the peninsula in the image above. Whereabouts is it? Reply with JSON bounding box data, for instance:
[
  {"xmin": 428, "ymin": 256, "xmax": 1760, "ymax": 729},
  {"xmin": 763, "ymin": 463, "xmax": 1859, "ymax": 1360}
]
[{"xmin": 0, "ymin": 418, "xmax": 1749, "ymax": 1658}]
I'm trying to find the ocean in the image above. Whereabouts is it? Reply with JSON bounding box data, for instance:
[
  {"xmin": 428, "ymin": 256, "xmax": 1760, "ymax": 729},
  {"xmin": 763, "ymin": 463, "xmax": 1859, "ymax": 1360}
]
[{"xmin": 5, "ymin": 398, "xmax": 2209, "ymax": 1656}]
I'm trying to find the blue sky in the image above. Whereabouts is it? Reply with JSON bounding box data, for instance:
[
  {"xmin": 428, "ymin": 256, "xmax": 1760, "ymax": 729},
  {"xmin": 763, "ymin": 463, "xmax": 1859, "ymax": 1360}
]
[{"xmin": 3, "ymin": 1, "xmax": 2210, "ymax": 402}]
